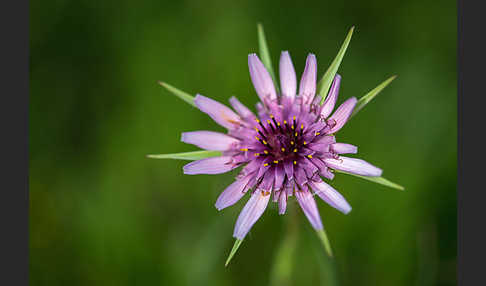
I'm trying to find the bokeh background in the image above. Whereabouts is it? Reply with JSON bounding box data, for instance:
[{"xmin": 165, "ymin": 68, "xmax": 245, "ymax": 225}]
[{"xmin": 30, "ymin": 0, "xmax": 456, "ymax": 285}]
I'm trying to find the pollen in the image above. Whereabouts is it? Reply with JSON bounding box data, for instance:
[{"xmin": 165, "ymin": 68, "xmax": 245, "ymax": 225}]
[
  {"xmin": 293, "ymin": 160, "xmax": 297, "ymax": 165},
  {"xmin": 281, "ymin": 147, "xmax": 286, "ymax": 152},
  {"xmin": 240, "ymin": 148, "xmax": 248, "ymax": 151},
  {"xmin": 273, "ymin": 160, "xmax": 279, "ymax": 164},
  {"xmin": 263, "ymin": 163, "xmax": 269, "ymax": 167},
  {"xmin": 263, "ymin": 150, "xmax": 269, "ymax": 154},
  {"xmin": 307, "ymin": 155, "xmax": 313, "ymax": 159},
  {"xmin": 293, "ymin": 148, "xmax": 297, "ymax": 153}
]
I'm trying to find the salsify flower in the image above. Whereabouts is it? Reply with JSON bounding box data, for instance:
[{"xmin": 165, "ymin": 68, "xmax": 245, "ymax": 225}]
[{"xmin": 150, "ymin": 25, "xmax": 403, "ymax": 265}]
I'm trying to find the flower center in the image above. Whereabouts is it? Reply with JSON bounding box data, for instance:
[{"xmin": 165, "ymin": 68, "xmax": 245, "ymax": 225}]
[{"xmin": 253, "ymin": 115, "xmax": 309, "ymax": 163}]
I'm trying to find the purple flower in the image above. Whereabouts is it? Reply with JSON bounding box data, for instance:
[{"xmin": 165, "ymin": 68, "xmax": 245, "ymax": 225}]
[
  {"xmin": 151, "ymin": 26, "xmax": 403, "ymax": 264},
  {"xmin": 181, "ymin": 52, "xmax": 383, "ymax": 241}
]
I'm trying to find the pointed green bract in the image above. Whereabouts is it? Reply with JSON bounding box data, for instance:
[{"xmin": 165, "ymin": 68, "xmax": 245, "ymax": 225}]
[
  {"xmin": 318, "ymin": 27, "xmax": 354, "ymax": 104},
  {"xmin": 225, "ymin": 239, "xmax": 243, "ymax": 267},
  {"xmin": 316, "ymin": 229, "xmax": 333, "ymax": 257},
  {"xmin": 257, "ymin": 23, "xmax": 279, "ymax": 92},
  {"xmin": 158, "ymin": 81, "xmax": 196, "ymax": 107},
  {"xmin": 350, "ymin": 75, "xmax": 397, "ymax": 118},
  {"xmin": 146, "ymin": 150, "xmax": 222, "ymax": 161},
  {"xmin": 335, "ymin": 170, "xmax": 405, "ymax": 190}
]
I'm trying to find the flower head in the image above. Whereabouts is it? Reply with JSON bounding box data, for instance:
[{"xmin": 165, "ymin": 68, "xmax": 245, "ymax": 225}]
[
  {"xmin": 151, "ymin": 26, "xmax": 403, "ymax": 264},
  {"xmin": 181, "ymin": 51, "xmax": 383, "ymax": 241}
]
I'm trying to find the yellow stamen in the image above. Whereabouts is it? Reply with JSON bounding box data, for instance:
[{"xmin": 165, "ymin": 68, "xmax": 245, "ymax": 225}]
[
  {"xmin": 273, "ymin": 160, "xmax": 279, "ymax": 164},
  {"xmin": 240, "ymin": 148, "xmax": 248, "ymax": 151},
  {"xmin": 277, "ymin": 122, "xmax": 281, "ymax": 126},
  {"xmin": 291, "ymin": 125, "xmax": 294, "ymax": 130},
  {"xmin": 303, "ymin": 141, "xmax": 307, "ymax": 145},
  {"xmin": 262, "ymin": 140, "xmax": 268, "ymax": 145},
  {"xmin": 293, "ymin": 161, "xmax": 297, "ymax": 165},
  {"xmin": 255, "ymin": 136, "xmax": 260, "ymax": 141},
  {"xmin": 263, "ymin": 150, "xmax": 269, "ymax": 154},
  {"xmin": 255, "ymin": 119, "xmax": 260, "ymax": 123},
  {"xmin": 281, "ymin": 148, "xmax": 285, "ymax": 152},
  {"xmin": 315, "ymin": 132, "xmax": 320, "ymax": 136},
  {"xmin": 293, "ymin": 148, "xmax": 297, "ymax": 153},
  {"xmin": 293, "ymin": 116, "xmax": 296, "ymax": 120},
  {"xmin": 283, "ymin": 120, "xmax": 287, "ymax": 124},
  {"xmin": 267, "ymin": 120, "xmax": 272, "ymax": 125},
  {"xmin": 263, "ymin": 163, "xmax": 269, "ymax": 167},
  {"xmin": 254, "ymin": 127, "xmax": 259, "ymax": 132},
  {"xmin": 254, "ymin": 153, "xmax": 260, "ymax": 156},
  {"xmin": 290, "ymin": 141, "xmax": 294, "ymax": 145},
  {"xmin": 301, "ymin": 124, "xmax": 304, "ymax": 130},
  {"xmin": 295, "ymin": 132, "xmax": 298, "ymax": 137},
  {"xmin": 307, "ymin": 155, "xmax": 313, "ymax": 159},
  {"xmin": 270, "ymin": 114, "xmax": 274, "ymax": 119}
]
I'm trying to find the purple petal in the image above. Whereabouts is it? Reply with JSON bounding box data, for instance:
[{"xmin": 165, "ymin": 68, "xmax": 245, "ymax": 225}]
[
  {"xmin": 283, "ymin": 160, "xmax": 294, "ymax": 179},
  {"xmin": 233, "ymin": 190, "xmax": 271, "ymax": 239},
  {"xmin": 331, "ymin": 143, "xmax": 358, "ymax": 154},
  {"xmin": 327, "ymin": 97, "xmax": 357, "ymax": 134},
  {"xmin": 278, "ymin": 191, "xmax": 288, "ymax": 215},
  {"xmin": 229, "ymin": 96, "xmax": 256, "ymax": 120},
  {"xmin": 259, "ymin": 170, "xmax": 275, "ymax": 191},
  {"xmin": 181, "ymin": 131, "xmax": 240, "ymax": 151},
  {"xmin": 299, "ymin": 54, "xmax": 317, "ymax": 105},
  {"xmin": 279, "ymin": 51, "xmax": 297, "ymax": 98},
  {"xmin": 309, "ymin": 180, "xmax": 352, "ymax": 214},
  {"xmin": 215, "ymin": 176, "xmax": 252, "ymax": 211},
  {"xmin": 194, "ymin": 94, "xmax": 242, "ymax": 130},
  {"xmin": 320, "ymin": 74, "xmax": 341, "ymax": 118},
  {"xmin": 324, "ymin": 156, "xmax": 382, "ymax": 177},
  {"xmin": 183, "ymin": 156, "xmax": 238, "ymax": 175},
  {"xmin": 295, "ymin": 189, "xmax": 323, "ymax": 230},
  {"xmin": 274, "ymin": 164, "xmax": 285, "ymax": 191},
  {"xmin": 248, "ymin": 54, "xmax": 277, "ymax": 102}
]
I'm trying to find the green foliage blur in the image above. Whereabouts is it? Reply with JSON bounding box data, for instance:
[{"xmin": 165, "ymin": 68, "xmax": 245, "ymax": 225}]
[{"xmin": 30, "ymin": 0, "xmax": 456, "ymax": 285}]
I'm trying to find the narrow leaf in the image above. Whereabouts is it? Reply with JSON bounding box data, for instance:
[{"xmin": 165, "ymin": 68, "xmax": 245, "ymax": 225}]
[
  {"xmin": 316, "ymin": 229, "xmax": 333, "ymax": 257},
  {"xmin": 318, "ymin": 26, "xmax": 354, "ymax": 104},
  {"xmin": 225, "ymin": 239, "xmax": 243, "ymax": 267},
  {"xmin": 158, "ymin": 81, "xmax": 196, "ymax": 107},
  {"xmin": 146, "ymin": 150, "xmax": 222, "ymax": 161},
  {"xmin": 350, "ymin": 75, "xmax": 397, "ymax": 118},
  {"xmin": 257, "ymin": 23, "xmax": 279, "ymax": 92},
  {"xmin": 335, "ymin": 170, "xmax": 405, "ymax": 191}
]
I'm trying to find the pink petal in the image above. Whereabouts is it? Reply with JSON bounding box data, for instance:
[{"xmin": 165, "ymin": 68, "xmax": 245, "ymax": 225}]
[
  {"xmin": 324, "ymin": 156, "xmax": 382, "ymax": 177},
  {"xmin": 233, "ymin": 190, "xmax": 271, "ymax": 239},
  {"xmin": 295, "ymin": 188, "xmax": 323, "ymax": 230},
  {"xmin": 298, "ymin": 54, "xmax": 317, "ymax": 105},
  {"xmin": 215, "ymin": 176, "xmax": 252, "ymax": 211},
  {"xmin": 248, "ymin": 54, "xmax": 277, "ymax": 102},
  {"xmin": 229, "ymin": 96, "xmax": 256, "ymax": 120},
  {"xmin": 327, "ymin": 97, "xmax": 357, "ymax": 134},
  {"xmin": 320, "ymin": 74, "xmax": 341, "ymax": 118},
  {"xmin": 194, "ymin": 94, "xmax": 242, "ymax": 130},
  {"xmin": 181, "ymin": 131, "xmax": 240, "ymax": 151},
  {"xmin": 183, "ymin": 156, "xmax": 238, "ymax": 175},
  {"xmin": 309, "ymin": 180, "xmax": 352, "ymax": 214},
  {"xmin": 331, "ymin": 143, "xmax": 358, "ymax": 154},
  {"xmin": 279, "ymin": 51, "xmax": 297, "ymax": 98}
]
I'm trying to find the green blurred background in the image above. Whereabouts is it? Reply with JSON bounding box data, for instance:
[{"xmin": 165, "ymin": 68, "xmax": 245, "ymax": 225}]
[{"xmin": 30, "ymin": 0, "xmax": 456, "ymax": 285}]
